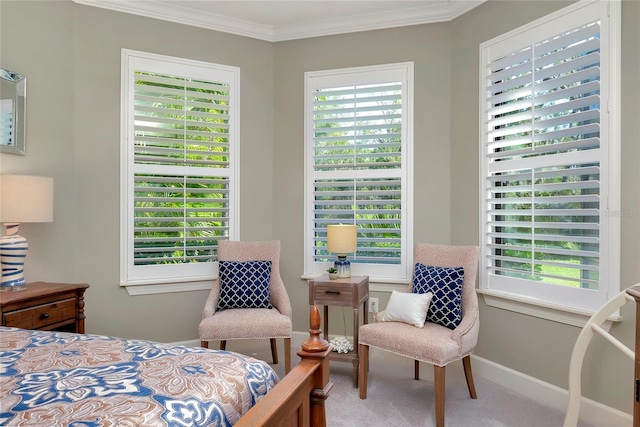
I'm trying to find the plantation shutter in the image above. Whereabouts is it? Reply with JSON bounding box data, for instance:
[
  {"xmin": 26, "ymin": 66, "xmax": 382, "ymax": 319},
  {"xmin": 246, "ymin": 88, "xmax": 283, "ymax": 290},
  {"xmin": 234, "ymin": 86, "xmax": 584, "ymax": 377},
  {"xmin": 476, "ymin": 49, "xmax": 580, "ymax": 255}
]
[
  {"xmin": 311, "ymin": 80, "xmax": 404, "ymax": 268},
  {"xmin": 483, "ymin": 20, "xmax": 602, "ymax": 289},
  {"xmin": 131, "ymin": 64, "xmax": 233, "ymax": 267}
]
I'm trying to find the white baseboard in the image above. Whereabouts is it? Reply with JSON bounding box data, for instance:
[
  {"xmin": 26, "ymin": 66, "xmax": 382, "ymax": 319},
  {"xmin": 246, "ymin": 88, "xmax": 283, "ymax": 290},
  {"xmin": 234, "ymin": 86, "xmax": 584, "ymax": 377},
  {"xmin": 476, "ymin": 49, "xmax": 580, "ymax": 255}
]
[{"xmin": 470, "ymin": 354, "xmax": 632, "ymax": 427}]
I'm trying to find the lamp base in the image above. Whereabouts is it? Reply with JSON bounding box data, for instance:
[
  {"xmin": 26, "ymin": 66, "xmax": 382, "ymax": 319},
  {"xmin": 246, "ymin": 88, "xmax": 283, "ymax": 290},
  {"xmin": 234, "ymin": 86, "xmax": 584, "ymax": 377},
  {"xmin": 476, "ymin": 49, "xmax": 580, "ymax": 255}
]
[
  {"xmin": 1, "ymin": 224, "xmax": 29, "ymax": 292},
  {"xmin": 334, "ymin": 255, "xmax": 351, "ymax": 278},
  {"xmin": 0, "ymin": 279, "xmax": 27, "ymax": 291}
]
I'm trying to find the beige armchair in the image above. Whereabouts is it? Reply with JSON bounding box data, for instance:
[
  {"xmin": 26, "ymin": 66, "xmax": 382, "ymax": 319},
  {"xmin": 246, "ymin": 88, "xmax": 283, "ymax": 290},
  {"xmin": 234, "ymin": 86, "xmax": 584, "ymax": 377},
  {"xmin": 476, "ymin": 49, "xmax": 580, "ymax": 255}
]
[
  {"xmin": 199, "ymin": 240, "xmax": 292, "ymax": 373},
  {"xmin": 358, "ymin": 242, "xmax": 480, "ymax": 427}
]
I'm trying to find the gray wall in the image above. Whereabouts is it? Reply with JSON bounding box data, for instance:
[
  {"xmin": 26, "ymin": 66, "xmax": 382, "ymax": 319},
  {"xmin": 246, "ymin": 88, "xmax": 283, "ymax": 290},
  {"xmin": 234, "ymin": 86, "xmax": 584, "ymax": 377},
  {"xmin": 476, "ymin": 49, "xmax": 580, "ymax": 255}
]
[
  {"xmin": 273, "ymin": 22, "xmax": 454, "ymax": 329},
  {"xmin": 449, "ymin": 0, "xmax": 640, "ymax": 412},
  {"xmin": 1, "ymin": 0, "xmax": 638, "ymax": 414},
  {"xmin": 1, "ymin": 0, "xmax": 274, "ymax": 342}
]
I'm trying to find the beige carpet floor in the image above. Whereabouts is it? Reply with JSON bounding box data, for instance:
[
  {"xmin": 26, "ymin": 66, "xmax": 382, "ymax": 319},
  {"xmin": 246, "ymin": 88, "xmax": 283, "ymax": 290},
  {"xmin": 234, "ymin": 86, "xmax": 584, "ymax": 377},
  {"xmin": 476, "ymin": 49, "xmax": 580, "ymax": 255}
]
[{"xmin": 223, "ymin": 336, "xmax": 595, "ymax": 427}]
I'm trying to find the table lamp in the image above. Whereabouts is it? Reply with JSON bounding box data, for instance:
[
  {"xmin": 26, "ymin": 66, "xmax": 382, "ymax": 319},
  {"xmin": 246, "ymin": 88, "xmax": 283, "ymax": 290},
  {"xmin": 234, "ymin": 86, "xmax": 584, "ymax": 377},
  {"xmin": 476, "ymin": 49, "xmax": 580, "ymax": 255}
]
[
  {"xmin": 0, "ymin": 175, "xmax": 54, "ymax": 291},
  {"xmin": 327, "ymin": 224, "xmax": 357, "ymax": 278}
]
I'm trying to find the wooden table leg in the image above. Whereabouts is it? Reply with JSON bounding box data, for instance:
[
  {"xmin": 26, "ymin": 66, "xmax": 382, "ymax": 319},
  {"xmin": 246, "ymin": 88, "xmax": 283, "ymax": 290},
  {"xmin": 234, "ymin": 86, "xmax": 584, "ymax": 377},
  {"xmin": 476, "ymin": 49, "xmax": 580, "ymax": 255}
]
[
  {"xmin": 323, "ymin": 305, "xmax": 329, "ymax": 342},
  {"xmin": 352, "ymin": 305, "xmax": 359, "ymax": 388}
]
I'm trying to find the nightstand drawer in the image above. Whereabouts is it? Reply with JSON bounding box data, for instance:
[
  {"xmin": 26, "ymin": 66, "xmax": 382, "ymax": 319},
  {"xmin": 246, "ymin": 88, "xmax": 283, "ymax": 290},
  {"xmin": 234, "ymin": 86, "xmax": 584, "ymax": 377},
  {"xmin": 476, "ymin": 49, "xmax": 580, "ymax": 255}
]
[
  {"xmin": 313, "ymin": 283, "xmax": 353, "ymax": 306},
  {"xmin": 3, "ymin": 298, "xmax": 76, "ymax": 330}
]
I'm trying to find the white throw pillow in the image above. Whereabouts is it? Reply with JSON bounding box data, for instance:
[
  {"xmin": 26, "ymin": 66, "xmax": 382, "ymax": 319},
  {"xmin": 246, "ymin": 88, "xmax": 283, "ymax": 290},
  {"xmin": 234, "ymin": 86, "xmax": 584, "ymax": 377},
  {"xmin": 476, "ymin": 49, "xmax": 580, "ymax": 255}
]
[{"xmin": 381, "ymin": 290, "xmax": 433, "ymax": 328}]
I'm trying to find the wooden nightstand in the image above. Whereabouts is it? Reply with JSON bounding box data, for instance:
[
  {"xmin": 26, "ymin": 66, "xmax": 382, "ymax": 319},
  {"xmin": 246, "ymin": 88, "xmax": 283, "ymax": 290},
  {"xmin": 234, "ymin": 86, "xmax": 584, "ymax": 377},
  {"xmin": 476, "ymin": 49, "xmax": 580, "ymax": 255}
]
[
  {"xmin": 309, "ymin": 275, "xmax": 369, "ymax": 388},
  {"xmin": 0, "ymin": 282, "xmax": 90, "ymax": 333}
]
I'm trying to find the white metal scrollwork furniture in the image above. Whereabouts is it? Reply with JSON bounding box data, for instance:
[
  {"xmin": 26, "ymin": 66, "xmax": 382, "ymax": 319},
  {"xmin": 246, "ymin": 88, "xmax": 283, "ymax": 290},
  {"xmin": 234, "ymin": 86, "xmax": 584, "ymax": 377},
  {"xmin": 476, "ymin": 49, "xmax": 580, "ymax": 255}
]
[{"xmin": 563, "ymin": 284, "xmax": 638, "ymax": 426}]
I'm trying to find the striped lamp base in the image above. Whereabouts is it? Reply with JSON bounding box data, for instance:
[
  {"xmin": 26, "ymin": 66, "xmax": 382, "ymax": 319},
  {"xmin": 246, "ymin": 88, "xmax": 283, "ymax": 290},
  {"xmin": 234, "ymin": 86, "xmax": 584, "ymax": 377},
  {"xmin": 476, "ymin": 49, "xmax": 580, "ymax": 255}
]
[{"xmin": 0, "ymin": 231, "xmax": 28, "ymax": 291}]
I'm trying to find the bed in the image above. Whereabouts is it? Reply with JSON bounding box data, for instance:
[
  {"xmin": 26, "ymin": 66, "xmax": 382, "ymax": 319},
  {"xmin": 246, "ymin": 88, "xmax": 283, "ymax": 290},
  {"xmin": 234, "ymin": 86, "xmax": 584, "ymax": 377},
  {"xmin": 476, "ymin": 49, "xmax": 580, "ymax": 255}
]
[{"xmin": 0, "ymin": 306, "xmax": 332, "ymax": 427}]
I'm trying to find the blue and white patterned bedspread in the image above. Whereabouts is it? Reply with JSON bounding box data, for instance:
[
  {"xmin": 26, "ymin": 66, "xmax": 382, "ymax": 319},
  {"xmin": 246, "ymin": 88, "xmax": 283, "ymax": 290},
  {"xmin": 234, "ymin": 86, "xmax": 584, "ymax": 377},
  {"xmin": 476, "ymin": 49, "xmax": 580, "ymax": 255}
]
[{"xmin": 0, "ymin": 327, "xmax": 278, "ymax": 426}]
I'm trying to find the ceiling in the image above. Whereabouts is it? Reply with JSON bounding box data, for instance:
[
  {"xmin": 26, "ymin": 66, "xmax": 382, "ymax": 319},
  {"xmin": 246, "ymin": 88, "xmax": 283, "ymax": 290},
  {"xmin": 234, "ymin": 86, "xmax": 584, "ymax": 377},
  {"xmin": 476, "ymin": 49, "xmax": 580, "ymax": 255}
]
[{"xmin": 73, "ymin": 0, "xmax": 486, "ymax": 42}]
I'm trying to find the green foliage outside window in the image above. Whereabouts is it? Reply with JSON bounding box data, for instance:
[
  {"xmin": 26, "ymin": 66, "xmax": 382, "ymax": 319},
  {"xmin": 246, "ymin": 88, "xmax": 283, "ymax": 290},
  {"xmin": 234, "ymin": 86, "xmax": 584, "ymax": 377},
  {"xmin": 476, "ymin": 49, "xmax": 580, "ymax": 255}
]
[{"xmin": 133, "ymin": 73, "xmax": 231, "ymax": 266}]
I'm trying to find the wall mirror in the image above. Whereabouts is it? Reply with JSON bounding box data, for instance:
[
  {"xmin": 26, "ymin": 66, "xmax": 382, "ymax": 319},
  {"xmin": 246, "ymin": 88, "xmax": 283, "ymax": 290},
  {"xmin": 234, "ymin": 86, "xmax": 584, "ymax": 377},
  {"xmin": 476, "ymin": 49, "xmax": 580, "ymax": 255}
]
[{"xmin": 0, "ymin": 69, "xmax": 26, "ymax": 155}]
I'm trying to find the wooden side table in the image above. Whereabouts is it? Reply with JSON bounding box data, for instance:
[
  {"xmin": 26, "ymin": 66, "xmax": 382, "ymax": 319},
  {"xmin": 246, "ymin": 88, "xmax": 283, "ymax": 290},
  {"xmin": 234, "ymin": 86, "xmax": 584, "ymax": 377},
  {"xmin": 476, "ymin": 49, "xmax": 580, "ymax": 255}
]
[
  {"xmin": 0, "ymin": 282, "xmax": 89, "ymax": 333},
  {"xmin": 309, "ymin": 275, "xmax": 369, "ymax": 388}
]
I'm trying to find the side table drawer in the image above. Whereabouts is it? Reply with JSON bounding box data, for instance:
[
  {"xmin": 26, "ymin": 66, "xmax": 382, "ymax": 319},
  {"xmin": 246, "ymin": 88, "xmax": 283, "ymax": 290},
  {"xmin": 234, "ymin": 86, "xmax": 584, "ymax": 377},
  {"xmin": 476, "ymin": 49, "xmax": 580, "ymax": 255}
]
[
  {"xmin": 313, "ymin": 283, "xmax": 353, "ymax": 306},
  {"xmin": 3, "ymin": 298, "xmax": 76, "ymax": 330}
]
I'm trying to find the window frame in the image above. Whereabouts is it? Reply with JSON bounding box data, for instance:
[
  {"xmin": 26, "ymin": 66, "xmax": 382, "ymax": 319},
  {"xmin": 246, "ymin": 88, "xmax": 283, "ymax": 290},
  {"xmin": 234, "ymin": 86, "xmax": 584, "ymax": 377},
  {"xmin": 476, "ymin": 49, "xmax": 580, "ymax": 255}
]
[
  {"xmin": 303, "ymin": 62, "xmax": 414, "ymax": 283},
  {"xmin": 120, "ymin": 49, "xmax": 240, "ymax": 295},
  {"xmin": 478, "ymin": 0, "xmax": 621, "ymax": 325}
]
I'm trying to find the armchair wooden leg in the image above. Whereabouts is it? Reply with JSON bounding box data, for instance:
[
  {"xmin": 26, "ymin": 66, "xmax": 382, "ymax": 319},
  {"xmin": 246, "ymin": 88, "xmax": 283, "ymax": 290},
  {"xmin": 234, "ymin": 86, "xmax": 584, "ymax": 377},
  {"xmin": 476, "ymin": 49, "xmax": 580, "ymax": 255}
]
[
  {"xmin": 415, "ymin": 360, "xmax": 420, "ymax": 380},
  {"xmin": 270, "ymin": 338, "xmax": 279, "ymax": 365},
  {"xmin": 201, "ymin": 340, "xmax": 209, "ymax": 349},
  {"xmin": 284, "ymin": 338, "xmax": 291, "ymax": 374},
  {"xmin": 434, "ymin": 365, "xmax": 446, "ymax": 427},
  {"xmin": 462, "ymin": 355, "xmax": 478, "ymax": 399},
  {"xmin": 359, "ymin": 344, "xmax": 369, "ymax": 399},
  {"xmin": 219, "ymin": 340, "xmax": 226, "ymax": 351}
]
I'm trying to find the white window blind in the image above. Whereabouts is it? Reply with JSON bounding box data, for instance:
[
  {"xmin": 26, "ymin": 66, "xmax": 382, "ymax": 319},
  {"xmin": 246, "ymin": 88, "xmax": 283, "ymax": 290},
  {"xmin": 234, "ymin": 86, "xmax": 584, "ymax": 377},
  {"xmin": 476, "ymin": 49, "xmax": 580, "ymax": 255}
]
[
  {"xmin": 480, "ymin": 0, "xmax": 620, "ymax": 313},
  {"xmin": 121, "ymin": 50, "xmax": 240, "ymax": 291},
  {"xmin": 305, "ymin": 63, "xmax": 413, "ymax": 281}
]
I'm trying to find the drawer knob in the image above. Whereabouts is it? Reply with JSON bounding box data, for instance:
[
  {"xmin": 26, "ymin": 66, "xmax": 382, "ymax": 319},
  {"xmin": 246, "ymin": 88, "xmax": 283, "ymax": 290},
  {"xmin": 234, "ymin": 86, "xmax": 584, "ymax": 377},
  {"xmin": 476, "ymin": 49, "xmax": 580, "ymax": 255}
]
[
  {"xmin": 41, "ymin": 313, "xmax": 50, "ymax": 320},
  {"xmin": 325, "ymin": 291, "xmax": 340, "ymax": 295}
]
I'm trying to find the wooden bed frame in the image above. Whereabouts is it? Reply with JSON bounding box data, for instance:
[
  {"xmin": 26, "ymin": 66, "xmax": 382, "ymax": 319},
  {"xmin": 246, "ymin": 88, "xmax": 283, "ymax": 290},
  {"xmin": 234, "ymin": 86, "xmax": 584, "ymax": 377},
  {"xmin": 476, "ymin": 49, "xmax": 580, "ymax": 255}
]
[{"xmin": 236, "ymin": 305, "xmax": 333, "ymax": 427}]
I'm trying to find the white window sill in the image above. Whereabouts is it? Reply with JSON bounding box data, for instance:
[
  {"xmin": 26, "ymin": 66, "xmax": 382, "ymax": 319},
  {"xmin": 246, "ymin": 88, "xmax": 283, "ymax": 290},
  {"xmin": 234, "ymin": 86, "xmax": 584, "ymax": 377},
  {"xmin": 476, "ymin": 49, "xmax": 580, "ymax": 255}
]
[
  {"xmin": 477, "ymin": 288, "xmax": 622, "ymax": 331},
  {"xmin": 121, "ymin": 280, "xmax": 213, "ymax": 296}
]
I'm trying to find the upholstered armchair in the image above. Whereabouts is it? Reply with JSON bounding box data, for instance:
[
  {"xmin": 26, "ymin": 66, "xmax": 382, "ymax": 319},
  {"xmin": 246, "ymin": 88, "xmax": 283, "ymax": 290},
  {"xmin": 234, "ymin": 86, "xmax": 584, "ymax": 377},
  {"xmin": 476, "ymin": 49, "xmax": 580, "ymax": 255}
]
[
  {"xmin": 358, "ymin": 242, "xmax": 480, "ymax": 427},
  {"xmin": 199, "ymin": 240, "xmax": 293, "ymax": 373}
]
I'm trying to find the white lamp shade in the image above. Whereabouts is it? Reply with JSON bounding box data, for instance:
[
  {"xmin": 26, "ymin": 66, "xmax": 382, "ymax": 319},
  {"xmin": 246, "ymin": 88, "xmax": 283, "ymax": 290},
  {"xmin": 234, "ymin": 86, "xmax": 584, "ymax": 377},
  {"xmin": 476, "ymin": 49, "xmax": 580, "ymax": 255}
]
[
  {"xmin": 0, "ymin": 175, "xmax": 54, "ymax": 223},
  {"xmin": 327, "ymin": 224, "xmax": 357, "ymax": 254}
]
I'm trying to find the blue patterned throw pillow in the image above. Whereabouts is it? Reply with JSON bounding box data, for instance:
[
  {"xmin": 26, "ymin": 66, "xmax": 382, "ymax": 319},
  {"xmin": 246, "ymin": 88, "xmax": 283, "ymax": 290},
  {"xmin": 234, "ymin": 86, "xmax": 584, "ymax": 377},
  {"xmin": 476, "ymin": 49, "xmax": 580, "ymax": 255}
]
[
  {"xmin": 412, "ymin": 263, "xmax": 464, "ymax": 329},
  {"xmin": 217, "ymin": 260, "xmax": 273, "ymax": 310}
]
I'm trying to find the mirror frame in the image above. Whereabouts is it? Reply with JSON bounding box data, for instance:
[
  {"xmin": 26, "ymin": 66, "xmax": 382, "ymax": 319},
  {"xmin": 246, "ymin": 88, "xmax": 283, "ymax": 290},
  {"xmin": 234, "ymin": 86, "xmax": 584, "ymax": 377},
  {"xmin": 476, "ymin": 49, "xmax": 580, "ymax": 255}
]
[{"xmin": 0, "ymin": 69, "xmax": 27, "ymax": 155}]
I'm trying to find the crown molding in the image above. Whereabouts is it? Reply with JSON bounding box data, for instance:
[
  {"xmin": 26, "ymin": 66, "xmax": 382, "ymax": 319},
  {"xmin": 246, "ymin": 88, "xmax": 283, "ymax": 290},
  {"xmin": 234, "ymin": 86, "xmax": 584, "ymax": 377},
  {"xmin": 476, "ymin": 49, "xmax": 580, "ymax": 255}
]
[
  {"xmin": 72, "ymin": 0, "xmax": 486, "ymax": 42},
  {"xmin": 273, "ymin": 1, "xmax": 485, "ymax": 41},
  {"xmin": 73, "ymin": 0, "xmax": 274, "ymax": 41}
]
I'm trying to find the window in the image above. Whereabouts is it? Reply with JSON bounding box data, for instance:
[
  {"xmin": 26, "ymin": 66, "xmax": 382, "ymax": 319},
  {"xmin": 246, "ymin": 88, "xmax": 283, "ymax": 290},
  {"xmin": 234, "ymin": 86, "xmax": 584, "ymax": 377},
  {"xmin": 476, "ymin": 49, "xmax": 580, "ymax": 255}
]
[
  {"xmin": 304, "ymin": 63, "xmax": 414, "ymax": 282},
  {"xmin": 479, "ymin": 0, "xmax": 620, "ymax": 316},
  {"xmin": 120, "ymin": 50, "xmax": 240, "ymax": 294}
]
